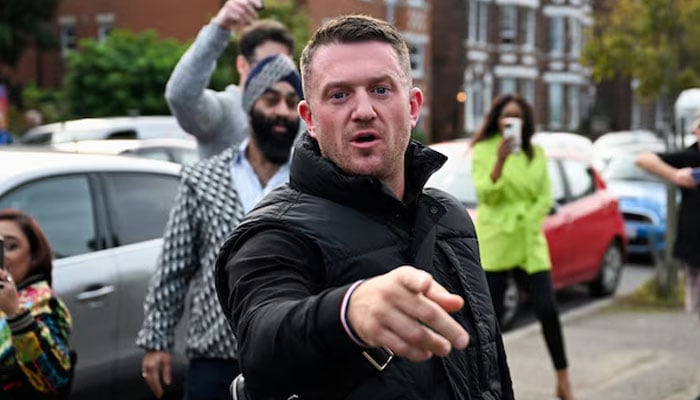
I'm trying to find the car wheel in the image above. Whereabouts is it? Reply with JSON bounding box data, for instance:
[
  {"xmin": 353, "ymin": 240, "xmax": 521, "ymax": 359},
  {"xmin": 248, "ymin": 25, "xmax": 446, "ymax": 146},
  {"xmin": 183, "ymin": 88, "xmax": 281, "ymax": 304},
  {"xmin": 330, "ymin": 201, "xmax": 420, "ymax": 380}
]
[
  {"xmin": 589, "ymin": 243, "xmax": 623, "ymax": 297},
  {"xmin": 500, "ymin": 275, "xmax": 521, "ymax": 330}
]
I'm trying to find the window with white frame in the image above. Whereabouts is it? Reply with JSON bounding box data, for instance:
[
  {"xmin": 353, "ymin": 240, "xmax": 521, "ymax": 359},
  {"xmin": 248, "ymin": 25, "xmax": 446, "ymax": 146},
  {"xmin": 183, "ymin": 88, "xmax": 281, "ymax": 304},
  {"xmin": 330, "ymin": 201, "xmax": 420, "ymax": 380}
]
[
  {"xmin": 408, "ymin": 41, "xmax": 426, "ymax": 79},
  {"xmin": 569, "ymin": 17, "xmax": 582, "ymax": 57},
  {"xmin": 523, "ymin": 79, "xmax": 535, "ymax": 105},
  {"xmin": 59, "ymin": 18, "xmax": 77, "ymax": 56},
  {"xmin": 567, "ymin": 86, "xmax": 580, "ymax": 129},
  {"xmin": 467, "ymin": 82, "xmax": 486, "ymax": 133},
  {"xmin": 548, "ymin": 83, "xmax": 564, "ymax": 128},
  {"xmin": 468, "ymin": 0, "xmax": 478, "ymax": 42},
  {"xmin": 499, "ymin": 77, "xmax": 517, "ymax": 95},
  {"xmin": 500, "ymin": 5, "xmax": 518, "ymax": 44},
  {"xmin": 549, "ymin": 16, "xmax": 565, "ymax": 55},
  {"xmin": 96, "ymin": 14, "xmax": 114, "ymax": 42},
  {"xmin": 521, "ymin": 8, "xmax": 536, "ymax": 49},
  {"xmin": 478, "ymin": 1, "xmax": 489, "ymax": 43}
]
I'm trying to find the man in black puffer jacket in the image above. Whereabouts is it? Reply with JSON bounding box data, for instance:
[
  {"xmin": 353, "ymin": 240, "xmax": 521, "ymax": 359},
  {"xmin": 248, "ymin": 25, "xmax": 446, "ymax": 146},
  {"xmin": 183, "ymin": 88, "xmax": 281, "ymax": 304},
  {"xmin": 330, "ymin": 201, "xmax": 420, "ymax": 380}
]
[{"xmin": 215, "ymin": 14, "xmax": 514, "ymax": 400}]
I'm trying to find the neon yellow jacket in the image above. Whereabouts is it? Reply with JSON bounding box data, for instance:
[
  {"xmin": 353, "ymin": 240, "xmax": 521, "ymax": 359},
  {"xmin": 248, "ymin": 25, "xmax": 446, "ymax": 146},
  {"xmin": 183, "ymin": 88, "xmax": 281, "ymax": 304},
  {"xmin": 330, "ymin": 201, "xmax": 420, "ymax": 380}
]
[{"xmin": 471, "ymin": 134, "xmax": 552, "ymax": 274}]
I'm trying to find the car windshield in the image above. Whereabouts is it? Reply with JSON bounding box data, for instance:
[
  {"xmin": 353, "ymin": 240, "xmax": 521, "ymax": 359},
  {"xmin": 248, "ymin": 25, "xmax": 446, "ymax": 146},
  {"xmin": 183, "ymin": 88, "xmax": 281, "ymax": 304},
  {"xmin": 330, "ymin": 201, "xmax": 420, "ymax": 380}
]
[
  {"xmin": 602, "ymin": 154, "xmax": 663, "ymax": 182},
  {"xmin": 426, "ymin": 143, "xmax": 479, "ymax": 207}
]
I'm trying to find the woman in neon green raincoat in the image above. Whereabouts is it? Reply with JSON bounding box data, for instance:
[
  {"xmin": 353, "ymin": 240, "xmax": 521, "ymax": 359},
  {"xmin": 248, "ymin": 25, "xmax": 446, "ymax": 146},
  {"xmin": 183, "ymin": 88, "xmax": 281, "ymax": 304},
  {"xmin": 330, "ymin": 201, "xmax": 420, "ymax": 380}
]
[{"xmin": 471, "ymin": 94, "xmax": 576, "ymax": 400}]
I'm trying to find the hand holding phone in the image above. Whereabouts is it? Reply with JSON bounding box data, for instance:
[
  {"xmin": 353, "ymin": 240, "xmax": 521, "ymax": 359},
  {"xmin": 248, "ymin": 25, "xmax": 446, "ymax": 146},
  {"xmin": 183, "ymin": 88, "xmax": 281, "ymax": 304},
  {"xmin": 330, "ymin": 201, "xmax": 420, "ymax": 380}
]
[{"xmin": 502, "ymin": 117, "xmax": 522, "ymax": 153}]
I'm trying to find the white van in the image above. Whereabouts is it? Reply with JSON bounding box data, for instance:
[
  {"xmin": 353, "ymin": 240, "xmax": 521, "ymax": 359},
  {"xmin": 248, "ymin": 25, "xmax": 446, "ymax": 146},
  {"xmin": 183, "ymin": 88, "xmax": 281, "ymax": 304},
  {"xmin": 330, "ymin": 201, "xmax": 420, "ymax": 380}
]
[{"xmin": 20, "ymin": 115, "xmax": 192, "ymax": 145}]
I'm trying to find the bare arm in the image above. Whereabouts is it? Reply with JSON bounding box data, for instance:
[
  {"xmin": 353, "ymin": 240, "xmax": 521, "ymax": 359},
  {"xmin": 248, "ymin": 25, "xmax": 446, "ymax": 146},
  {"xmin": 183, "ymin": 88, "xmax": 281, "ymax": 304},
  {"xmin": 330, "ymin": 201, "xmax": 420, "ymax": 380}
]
[{"xmin": 635, "ymin": 152, "xmax": 696, "ymax": 188}]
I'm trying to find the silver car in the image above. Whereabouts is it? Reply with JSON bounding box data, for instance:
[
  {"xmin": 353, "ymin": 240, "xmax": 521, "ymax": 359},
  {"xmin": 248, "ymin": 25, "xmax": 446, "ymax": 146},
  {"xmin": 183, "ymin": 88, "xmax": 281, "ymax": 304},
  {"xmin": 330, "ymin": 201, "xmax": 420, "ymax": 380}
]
[{"xmin": 0, "ymin": 148, "xmax": 186, "ymax": 399}]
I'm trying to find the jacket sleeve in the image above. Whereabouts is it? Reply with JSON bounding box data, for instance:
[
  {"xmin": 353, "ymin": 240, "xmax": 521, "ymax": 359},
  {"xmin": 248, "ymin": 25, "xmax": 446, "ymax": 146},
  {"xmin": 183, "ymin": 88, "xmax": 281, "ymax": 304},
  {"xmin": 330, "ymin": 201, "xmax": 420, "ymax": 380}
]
[
  {"xmin": 136, "ymin": 179, "xmax": 200, "ymax": 351},
  {"xmin": 9, "ymin": 296, "xmax": 72, "ymax": 393},
  {"xmin": 164, "ymin": 22, "xmax": 246, "ymax": 157},
  {"xmin": 218, "ymin": 228, "xmax": 368, "ymax": 397},
  {"xmin": 471, "ymin": 141, "xmax": 507, "ymax": 206}
]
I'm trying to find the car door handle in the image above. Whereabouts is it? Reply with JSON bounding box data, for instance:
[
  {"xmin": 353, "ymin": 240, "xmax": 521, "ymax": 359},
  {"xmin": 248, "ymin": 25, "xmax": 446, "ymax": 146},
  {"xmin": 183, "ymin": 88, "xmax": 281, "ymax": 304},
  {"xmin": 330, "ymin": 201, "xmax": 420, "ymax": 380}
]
[{"xmin": 76, "ymin": 285, "xmax": 115, "ymax": 302}]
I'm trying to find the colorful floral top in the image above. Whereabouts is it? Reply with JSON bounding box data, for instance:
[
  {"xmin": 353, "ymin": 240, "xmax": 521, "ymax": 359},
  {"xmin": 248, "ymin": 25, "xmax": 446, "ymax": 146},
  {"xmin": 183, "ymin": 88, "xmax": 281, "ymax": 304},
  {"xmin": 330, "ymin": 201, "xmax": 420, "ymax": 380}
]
[{"xmin": 0, "ymin": 274, "xmax": 72, "ymax": 397}]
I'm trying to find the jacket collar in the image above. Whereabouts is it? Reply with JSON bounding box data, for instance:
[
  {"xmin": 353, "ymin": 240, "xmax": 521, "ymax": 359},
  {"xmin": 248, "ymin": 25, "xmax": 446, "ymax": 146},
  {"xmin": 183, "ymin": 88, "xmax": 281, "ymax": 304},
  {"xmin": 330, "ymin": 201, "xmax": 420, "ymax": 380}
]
[{"xmin": 289, "ymin": 132, "xmax": 446, "ymax": 212}]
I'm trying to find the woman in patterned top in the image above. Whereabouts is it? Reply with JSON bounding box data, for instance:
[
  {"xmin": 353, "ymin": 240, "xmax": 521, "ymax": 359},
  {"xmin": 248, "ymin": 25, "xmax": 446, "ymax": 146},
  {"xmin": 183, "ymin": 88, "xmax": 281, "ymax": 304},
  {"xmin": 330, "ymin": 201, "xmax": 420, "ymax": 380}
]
[{"xmin": 0, "ymin": 209, "xmax": 72, "ymax": 399}]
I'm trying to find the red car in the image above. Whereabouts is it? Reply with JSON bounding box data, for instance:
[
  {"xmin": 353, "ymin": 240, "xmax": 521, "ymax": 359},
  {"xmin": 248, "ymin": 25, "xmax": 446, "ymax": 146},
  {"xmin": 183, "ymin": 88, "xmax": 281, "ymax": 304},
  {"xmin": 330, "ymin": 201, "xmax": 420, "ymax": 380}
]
[{"xmin": 427, "ymin": 138, "xmax": 627, "ymax": 327}]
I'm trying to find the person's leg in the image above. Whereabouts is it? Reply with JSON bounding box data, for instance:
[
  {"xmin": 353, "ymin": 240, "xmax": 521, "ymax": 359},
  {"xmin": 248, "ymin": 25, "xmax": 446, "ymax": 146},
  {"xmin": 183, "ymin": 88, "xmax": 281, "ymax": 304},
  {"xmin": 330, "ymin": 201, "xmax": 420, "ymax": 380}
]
[
  {"xmin": 485, "ymin": 270, "xmax": 507, "ymax": 321},
  {"xmin": 519, "ymin": 269, "xmax": 576, "ymax": 400},
  {"xmin": 684, "ymin": 264, "xmax": 700, "ymax": 321},
  {"xmin": 183, "ymin": 358, "xmax": 240, "ymax": 400}
]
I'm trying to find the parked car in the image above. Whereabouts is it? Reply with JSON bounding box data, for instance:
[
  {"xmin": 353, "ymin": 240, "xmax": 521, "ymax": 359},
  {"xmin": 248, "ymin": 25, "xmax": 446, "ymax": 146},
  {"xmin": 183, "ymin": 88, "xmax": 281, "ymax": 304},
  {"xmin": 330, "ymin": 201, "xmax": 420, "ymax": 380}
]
[
  {"xmin": 0, "ymin": 148, "xmax": 186, "ymax": 399},
  {"xmin": 592, "ymin": 130, "xmax": 665, "ymax": 173},
  {"xmin": 532, "ymin": 131, "xmax": 594, "ymax": 163},
  {"xmin": 427, "ymin": 139, "xmax": 627, "ymax": 328},
  {"xmin": 19, "ymin": 115, "xmax": 193, "ymax": 145},
  {"xmin": 51, "ymin": 138, "xmax": 199, "ymax": 166},
  {"xmin": 602, "ymin": 153, "xmax": 670, "ymax": 257}
]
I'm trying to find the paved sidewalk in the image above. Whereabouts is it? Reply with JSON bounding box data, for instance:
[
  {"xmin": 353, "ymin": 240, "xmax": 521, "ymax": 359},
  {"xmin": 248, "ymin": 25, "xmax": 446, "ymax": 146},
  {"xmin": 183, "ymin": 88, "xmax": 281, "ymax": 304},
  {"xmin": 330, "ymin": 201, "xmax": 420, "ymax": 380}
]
[{"xmin": 503, "ymin": 299, "xmax": 700, "ymax": 400}]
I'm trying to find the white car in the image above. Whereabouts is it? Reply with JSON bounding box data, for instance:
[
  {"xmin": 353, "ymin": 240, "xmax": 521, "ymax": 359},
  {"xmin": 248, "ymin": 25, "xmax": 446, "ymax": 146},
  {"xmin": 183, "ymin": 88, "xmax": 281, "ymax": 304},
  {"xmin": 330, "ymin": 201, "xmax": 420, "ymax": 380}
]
[
  {"xmin": 592, "ymin": 130, "xmax": 666, "ymax": 173},
  {"xmin": 51, "ymin": 138, "xmax": 199, "ymax": 166},
  {"xmin": 20, "ymin": 115, "xmax": 193, "ymax": 145},
  {"xmin": 0, "ymin": 148, "xmax": 186, "ymax": 399}
]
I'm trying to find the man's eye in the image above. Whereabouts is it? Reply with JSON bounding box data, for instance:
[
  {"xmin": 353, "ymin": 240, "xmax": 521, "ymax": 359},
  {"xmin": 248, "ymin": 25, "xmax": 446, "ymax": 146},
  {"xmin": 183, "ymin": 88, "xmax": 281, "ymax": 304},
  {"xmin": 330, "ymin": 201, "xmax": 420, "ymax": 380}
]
[
  {"xmin": 330, "ymin": 92, "xmax": 346, "ymax": 100},
  {"xmin": 373, "ymin": 87, "xmax": 388, "ymax": 95},
  {"xmin": 263, "ymin": 95, "xmax": 282, "ymax": 106}
]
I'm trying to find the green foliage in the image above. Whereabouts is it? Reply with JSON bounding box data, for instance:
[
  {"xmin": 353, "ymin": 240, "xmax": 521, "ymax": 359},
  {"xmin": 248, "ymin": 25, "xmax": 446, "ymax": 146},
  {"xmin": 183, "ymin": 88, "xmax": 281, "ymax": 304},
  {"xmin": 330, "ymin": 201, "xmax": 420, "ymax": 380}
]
[
  {"xmin": 63, "ymin": 30, "xmax": 187, "ymax": 117},
  {"xmin": 0, "ymin": 0, "xmax": 60, "ymax": 77},
  {"xmin": 612, "ymin": 276, "xmax": 684, "ymax": 310},
  {"xmin": 21, "ymin": 82, "xmax": 65, "ymax": 123},
  {"xmin": 582, "ymin": 0, "xmax": 700, "ymax": 101}
]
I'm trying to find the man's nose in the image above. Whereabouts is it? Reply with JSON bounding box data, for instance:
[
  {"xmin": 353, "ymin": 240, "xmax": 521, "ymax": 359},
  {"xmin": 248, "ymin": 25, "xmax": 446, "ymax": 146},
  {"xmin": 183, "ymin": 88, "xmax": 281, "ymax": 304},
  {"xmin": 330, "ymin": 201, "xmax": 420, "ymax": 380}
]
[{"xmin": 351, "ymin": 92, "xmax": 377, "ymax": 121}]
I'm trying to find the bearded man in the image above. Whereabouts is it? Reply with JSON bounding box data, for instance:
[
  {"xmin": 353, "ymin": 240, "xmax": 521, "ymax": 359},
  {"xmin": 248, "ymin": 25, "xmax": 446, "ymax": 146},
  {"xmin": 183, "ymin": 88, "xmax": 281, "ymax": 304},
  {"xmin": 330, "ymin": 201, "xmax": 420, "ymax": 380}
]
[{"xmin": 136, "ymin": 54, "xmax": 302, "ymax": 400}]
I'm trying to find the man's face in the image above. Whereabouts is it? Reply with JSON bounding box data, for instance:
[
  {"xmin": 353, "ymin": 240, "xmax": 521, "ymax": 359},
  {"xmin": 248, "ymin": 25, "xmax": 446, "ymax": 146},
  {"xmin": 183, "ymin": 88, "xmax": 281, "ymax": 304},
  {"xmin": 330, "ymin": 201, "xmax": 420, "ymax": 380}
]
[
  {"xmin": 250, "ymin": 81, "xmax": 300, "ymax": 164},
  {"xmin": 298, "ymin": 41, "xmax": 422, "ymax": 182}
]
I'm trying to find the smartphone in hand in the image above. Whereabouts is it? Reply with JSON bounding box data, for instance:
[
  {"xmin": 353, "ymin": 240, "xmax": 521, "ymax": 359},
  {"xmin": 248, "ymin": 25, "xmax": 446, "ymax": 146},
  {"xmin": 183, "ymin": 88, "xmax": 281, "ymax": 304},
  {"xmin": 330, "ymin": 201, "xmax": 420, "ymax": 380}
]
[{"xmin": 502, "ymin": 117, "xmax": 522, "ymax": 152}]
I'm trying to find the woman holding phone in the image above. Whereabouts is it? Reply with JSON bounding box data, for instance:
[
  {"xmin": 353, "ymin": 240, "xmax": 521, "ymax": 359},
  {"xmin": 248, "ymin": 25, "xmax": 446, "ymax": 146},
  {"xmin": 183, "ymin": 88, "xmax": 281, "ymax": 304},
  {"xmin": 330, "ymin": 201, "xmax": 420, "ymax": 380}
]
[
  {"xmin": 470, "ymin": 93, "xmax": 577, "ymax": 400},
  {"xmin": 0, "ymin": 209, "xmax": 73, "ymax": 399}
]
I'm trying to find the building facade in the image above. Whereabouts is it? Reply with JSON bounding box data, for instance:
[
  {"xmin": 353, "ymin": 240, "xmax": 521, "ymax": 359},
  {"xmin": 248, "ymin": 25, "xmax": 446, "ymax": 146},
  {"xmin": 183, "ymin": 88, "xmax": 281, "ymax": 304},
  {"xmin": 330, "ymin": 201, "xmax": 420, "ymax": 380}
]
[{"xmin": 457, "ymin": 0, "xmax": 594, "ymax": 136}]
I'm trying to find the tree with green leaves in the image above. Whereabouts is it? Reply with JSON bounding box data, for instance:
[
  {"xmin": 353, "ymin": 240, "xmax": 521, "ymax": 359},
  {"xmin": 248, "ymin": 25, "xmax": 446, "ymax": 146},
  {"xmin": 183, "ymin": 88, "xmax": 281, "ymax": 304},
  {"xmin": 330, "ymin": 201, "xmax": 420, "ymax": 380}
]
[
  {"xmin": 582, "ymin": 0, "xmax": 700, "ymax": 110},
  {"xmin": 582, "ymin": 0, "xmax": 700, "ymax": 299},
  {"xmin": 0, "ymin": 0, "xmax": 61, "ymax": 81},
  {"xmin": 63, "ymin": 30, "xmax": 188, "ymax": 117}
]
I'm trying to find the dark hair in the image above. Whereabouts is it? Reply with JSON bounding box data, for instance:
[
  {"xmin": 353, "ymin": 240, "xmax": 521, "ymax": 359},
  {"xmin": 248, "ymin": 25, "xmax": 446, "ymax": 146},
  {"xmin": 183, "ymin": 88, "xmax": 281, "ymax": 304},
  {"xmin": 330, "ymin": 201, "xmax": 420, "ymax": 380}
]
[
  {"xmin": 239, "ymin": 19, "xmax": 295, "ymax": 62},
  {"xmin": 300, "ymin": 14, "xmax": 411, "ymax": 98},
  {"xmin": 471, "ymin": 93, "xmax": 535, "ymax": 160},
  {"xmin": 0, "ymin": 209, "xmax": 53, "ymax": 285}
]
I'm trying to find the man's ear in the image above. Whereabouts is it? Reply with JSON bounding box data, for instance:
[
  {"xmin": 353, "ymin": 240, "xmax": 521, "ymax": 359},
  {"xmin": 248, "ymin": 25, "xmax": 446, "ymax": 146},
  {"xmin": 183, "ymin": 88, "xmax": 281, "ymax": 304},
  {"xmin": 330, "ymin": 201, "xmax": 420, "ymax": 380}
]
[
  {"xmin": 408, "ymin": 88, "xmax": 423, "ymax": 129},
  {"xmin": 298, "ymin": 100, "xmax": 316, "ymax": 138},
  {"xmin": 237, "ymin": 55, "xmax": 251, "ymax": 86}
]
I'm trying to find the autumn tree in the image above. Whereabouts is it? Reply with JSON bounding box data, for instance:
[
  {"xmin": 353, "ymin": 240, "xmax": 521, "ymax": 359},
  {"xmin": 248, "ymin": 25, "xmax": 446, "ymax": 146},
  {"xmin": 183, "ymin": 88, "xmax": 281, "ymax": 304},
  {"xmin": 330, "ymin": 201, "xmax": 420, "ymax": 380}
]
[{"xmin": 583, "ymin": 0, "xmax": 700, "ymax": 115}]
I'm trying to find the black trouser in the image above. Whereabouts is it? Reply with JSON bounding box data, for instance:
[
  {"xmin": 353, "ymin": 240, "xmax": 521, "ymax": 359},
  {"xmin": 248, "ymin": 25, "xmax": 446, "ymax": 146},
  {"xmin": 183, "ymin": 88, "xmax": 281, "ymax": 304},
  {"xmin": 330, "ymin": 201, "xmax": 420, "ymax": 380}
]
[
  {"xmin": 184, "ymin": 358, "xmax": 240, "ymax": 400},
  {"xmin": 486, "ymin": 268, "xmax": 568, "ymax": 370}
]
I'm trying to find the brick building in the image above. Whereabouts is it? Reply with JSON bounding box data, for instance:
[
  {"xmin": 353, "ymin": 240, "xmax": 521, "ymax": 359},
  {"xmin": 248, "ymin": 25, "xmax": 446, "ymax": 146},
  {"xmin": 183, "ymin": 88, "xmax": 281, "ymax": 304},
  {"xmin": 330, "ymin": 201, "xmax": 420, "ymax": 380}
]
[
  {"xmin": 12, "ymin": 0, "xmax": 223, "ymax": 89},
  {"xmin": 16, "ymin": 0, "xmax": 638, "ymax": 141},
  {"xmin": 457, "ymin": 0, "xmax": 595, "ymax": 136}
]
